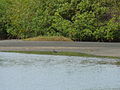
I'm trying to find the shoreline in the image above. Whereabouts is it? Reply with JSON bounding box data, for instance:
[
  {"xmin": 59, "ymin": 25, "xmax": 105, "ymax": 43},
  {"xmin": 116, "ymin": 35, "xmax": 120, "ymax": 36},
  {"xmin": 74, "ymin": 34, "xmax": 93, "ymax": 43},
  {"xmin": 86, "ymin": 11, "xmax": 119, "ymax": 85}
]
[
  {"xmin": 0, "ymin": 40, "xmax": 120, "ymax": 58},
  {"xmin": 2, "ymin": 51, "xmax": 120, "ymax": 59}
]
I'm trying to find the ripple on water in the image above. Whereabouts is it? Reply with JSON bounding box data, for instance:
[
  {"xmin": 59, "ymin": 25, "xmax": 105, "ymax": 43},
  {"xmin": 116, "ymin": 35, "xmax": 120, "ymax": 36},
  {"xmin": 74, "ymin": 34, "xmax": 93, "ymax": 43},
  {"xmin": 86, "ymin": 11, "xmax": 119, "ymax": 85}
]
[{"xmin": 0, "ymin": 52, "xmax": 120, "ymax": 90}]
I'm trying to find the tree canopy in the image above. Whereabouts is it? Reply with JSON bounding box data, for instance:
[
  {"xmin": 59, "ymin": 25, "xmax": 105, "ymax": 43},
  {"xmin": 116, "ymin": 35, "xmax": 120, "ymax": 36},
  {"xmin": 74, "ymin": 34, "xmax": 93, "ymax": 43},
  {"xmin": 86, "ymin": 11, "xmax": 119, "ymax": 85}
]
[{"xmin": 0, "ymin": 0, "xmax": 120, "ymax": 41}]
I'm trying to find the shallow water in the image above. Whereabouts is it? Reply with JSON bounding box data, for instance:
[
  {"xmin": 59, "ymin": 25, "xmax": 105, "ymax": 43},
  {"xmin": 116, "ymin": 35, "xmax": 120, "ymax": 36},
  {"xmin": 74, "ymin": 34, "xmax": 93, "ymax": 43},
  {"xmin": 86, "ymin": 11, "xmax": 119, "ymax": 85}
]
[{"xmin": 0, "ymin": 52, "xmax": 120, "ymax": 90}]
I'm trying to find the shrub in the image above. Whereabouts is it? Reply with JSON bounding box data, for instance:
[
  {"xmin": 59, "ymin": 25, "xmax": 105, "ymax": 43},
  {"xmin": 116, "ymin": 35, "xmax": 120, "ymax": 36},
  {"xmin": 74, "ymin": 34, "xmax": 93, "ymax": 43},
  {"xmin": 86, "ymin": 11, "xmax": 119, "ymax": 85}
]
[{"xmin": 0, "ymin": 0, "xmax": 119, "ymax": 41}]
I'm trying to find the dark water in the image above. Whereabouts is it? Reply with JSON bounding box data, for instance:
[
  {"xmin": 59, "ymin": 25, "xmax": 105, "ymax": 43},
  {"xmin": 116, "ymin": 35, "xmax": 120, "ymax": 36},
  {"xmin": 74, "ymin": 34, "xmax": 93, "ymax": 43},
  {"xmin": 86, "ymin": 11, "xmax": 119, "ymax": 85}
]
[{"xmin": 0, "ymin": 52, "xmax": 120, "ymax": 90}]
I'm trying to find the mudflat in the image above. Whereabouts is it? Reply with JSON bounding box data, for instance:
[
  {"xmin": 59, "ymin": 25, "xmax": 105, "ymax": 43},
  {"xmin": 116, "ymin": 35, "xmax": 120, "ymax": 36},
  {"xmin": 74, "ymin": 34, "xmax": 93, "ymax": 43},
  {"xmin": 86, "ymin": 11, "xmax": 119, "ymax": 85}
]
[{"xmin": 0, "ymin": 40, "xmax": 120, "ymax": 57}]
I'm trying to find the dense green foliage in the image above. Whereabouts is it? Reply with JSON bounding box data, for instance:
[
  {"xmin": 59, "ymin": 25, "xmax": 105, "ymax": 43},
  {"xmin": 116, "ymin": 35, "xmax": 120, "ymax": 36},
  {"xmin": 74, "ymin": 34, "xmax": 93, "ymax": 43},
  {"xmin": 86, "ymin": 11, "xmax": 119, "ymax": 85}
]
[{"xmin": 0, "ymin": 0, "xmax": 120, "ymax": 41}]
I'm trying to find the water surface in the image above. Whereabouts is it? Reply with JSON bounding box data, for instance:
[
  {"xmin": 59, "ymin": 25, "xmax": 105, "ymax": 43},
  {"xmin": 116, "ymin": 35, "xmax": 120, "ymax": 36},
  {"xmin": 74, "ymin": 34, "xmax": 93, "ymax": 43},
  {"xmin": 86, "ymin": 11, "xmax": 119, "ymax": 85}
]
[{"xmin": 0, "ymin": 52, "xmax": 120, "ymax": 90}]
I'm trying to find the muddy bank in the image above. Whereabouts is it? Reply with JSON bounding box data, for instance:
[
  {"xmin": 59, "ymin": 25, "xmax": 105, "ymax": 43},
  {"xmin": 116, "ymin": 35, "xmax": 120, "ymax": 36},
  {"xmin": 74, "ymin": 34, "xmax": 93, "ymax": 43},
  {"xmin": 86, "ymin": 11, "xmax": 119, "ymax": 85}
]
[{"xmin": 0, "ymin": 40, "xmax": 120, "ymax": 57}]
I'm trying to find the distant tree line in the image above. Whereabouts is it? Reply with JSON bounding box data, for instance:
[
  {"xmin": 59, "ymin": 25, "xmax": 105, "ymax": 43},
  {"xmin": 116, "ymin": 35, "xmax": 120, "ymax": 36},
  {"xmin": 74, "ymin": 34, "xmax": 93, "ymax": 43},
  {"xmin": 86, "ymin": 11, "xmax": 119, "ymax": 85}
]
[{"xmin": 0, "ymin": 0, "xmax": 120, "ymax": 41}]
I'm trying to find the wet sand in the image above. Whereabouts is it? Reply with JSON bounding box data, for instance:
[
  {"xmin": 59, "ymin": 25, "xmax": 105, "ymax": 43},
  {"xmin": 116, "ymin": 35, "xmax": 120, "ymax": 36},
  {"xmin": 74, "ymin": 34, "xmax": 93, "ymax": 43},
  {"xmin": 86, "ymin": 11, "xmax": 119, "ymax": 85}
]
[{"xmin": 0, "ymin": 40, "xmax": 120, "ymax": 57}]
